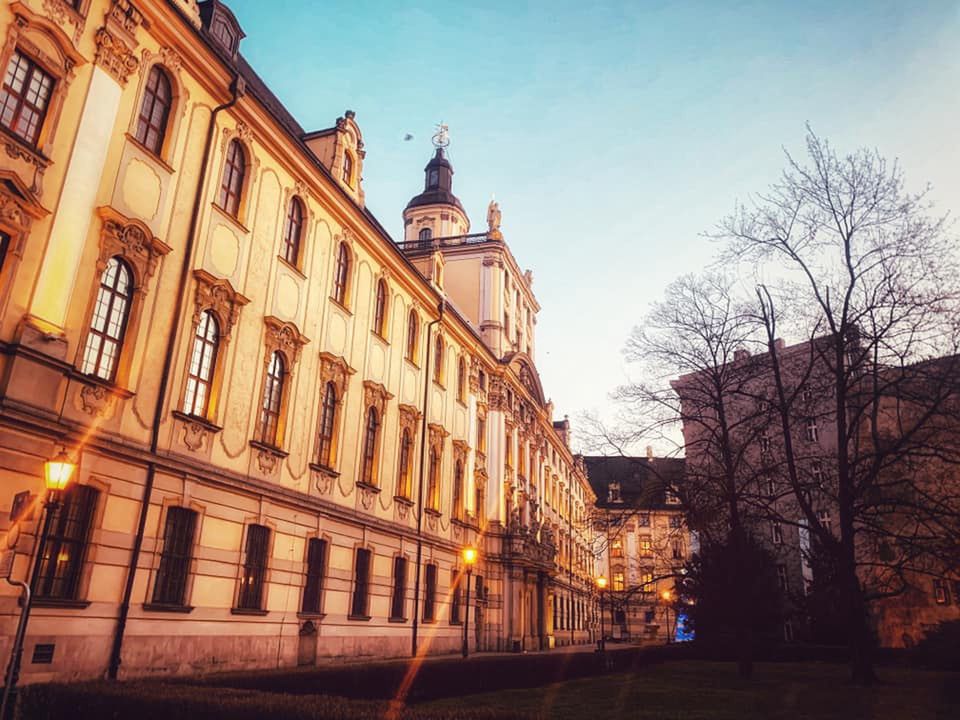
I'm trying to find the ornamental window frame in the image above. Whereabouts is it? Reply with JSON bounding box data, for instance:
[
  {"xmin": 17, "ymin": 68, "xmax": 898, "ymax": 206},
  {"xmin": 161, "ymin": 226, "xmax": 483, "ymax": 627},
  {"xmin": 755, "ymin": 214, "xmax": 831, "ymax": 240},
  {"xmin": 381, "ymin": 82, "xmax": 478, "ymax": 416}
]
[
  {"xmin": 217, "ymin": 138, "xmax": 247, "ymax": 219},
  {"xmin": 314, "ymin": 353, "xmax": 353, "ymax": 472},
  {"xmin": 406, "ymin": 309, "xmax": 420, "ymax": 365},
  {"xmin": 372, "ymin": 277, "xmax": 388, "ymax": 339},
  {"xmin": 331, "ymin": 240, "xmax": 351, "ymax": 308},
  {"xmin": 359, "ymin": 381, "xmax": 392, "ymax": 488},
  {"xmin": 132, "ymin": 64, "xmax": 173, "ymax": 157},
  {"xmin": 396, "ymin": 404, "xmax": 421, "ymax": 501},
  {"xmin": 281, "ymin": 195, "xmax": 305, "ymax": 268},
  {"xmin": 252, "ymin": 317, "xmax": 309, "ymax": 451}
]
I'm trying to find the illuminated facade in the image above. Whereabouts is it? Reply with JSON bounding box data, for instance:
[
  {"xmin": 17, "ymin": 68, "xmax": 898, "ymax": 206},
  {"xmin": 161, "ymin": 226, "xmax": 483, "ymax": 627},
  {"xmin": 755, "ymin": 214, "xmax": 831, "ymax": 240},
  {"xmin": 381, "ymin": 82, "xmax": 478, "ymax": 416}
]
[{"xmin": 0, "ymin": 0, "xmax": 597, "ymax": 682}]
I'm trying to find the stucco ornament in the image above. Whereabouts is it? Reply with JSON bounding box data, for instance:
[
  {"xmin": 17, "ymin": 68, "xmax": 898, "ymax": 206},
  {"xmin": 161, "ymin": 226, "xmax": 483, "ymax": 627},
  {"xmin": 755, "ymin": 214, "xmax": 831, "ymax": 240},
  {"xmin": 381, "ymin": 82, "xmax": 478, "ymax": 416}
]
[
  {"xmin": 486, "ymin": 198, "xmax": 503, "ymax": 241},
  {"xmin": 79, "ymin": 384, "xmax": 114, "ymax": 418},
  {"xmin": 256, "ymin": 447, "xmax": 278, "ymax": 475}
]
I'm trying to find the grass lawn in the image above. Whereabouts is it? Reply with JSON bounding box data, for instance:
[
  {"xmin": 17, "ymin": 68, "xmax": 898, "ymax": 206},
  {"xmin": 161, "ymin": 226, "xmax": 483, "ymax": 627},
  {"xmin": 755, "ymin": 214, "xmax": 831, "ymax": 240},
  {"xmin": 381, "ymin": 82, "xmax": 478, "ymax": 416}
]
[{"xmin": 420, "ymin": 660, "xmax": 960, "ymax": 720}]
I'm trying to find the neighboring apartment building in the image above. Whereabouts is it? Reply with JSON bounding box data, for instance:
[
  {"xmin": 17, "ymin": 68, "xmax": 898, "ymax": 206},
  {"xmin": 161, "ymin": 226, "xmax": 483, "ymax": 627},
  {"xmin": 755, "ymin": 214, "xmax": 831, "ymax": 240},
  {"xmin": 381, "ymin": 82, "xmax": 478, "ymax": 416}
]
[
  {"xmin": 672, "ymin": 336, "xmax": 960, "ymax": 646},
  {"xmin": 584, "ymin": 453, "xmax": 690, "ymax": 644},
  {"xmin": 0, "ymin": 0, "xmax": 596, "ymax": 682}
]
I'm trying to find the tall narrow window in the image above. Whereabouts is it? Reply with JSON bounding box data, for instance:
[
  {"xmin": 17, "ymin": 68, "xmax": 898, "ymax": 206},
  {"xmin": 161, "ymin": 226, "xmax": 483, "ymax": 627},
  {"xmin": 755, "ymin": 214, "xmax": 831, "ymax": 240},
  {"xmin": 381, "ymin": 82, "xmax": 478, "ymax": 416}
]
[
  {"xmin": 772, "ymin": 522, "xmax": 784, "ymax": 544},
  {"xmin": 373, "ymin": 279, "xmax": 387, "ymax": 337},
  {"xmin": 152, "ymin": 506, "xmax": 197, "ymax": 606},
  {"xmin": 452, "ymin": 460, "xmax": 464, "ymax": 521},
  {"xmin": 805, "ymin": 418, "xmax": 819, "ymax": 442},
  {"xmin": 406, "ymin": 310, "xmax": 419, "ymax": 363},
  {"xmin": 301, "ymin": 537, "xmax": 327, "ymax": 614},
  {"xmin": 218, "ymin": 139, "xmax": 246, "ymax": 217},
  {"xmin": 777, "ymin": 564, "xmax": 789, "ymax": 591},
  {"xmin": 423, "ymin": 562, "xmax": 437, "ymax": 621},
  {"xmin": 450, "ymin": 569, "xmax": 462, "ymax": 623},
  {"xmin": 237, "ymin": 524, "xmax": 269, "ymax": 610},
  {"xmin": 0, "ymin": 231, "xmax": 9, "ymax": 273},
  {"xmin": 433, "ymin": 336, "xmax": 444, "ymax": 384},
  {"xmin": 35, "ymin": 485, "xmax": 98, "ymax": 601},
  {"xmin": 390, "ymin": 556, "xmax": 407, "ymax": 620},
  {"xmin": 397, "ymin": 428, "xmax": 413, "ymax": 499},
  {"xmin": 81, "ymin": 257, "xmax": 133, "ymax": 381},
  {"xmin": 257, "ymin": 351, "xmax": 285, "ymax": 446},
  {"xmin": 360, "ymin": 407, "xmax": 380, "ymax": 485},
  {"xmin": 351, "ymin": 547, "xmax": 371, "ymax": 618},
  {"xmin": 332, "ymin": 242, "xmax": 350, "ymax": 306},
  {"xmin": 418, "ymin": 227, "xmax": 432, "ymax": 244},
  {"xmin": 317, "ymin": 381, "xmax": 338, "ymax": 467},
  {"xmin": 427, "ymin": 447, "xmax": 441, "ymax": 511},
  {"xmin": 457, "ymin": 357, "xmax": 466, "ymax": 402},
  {"xmin": 0, "ymin": 50, "xmax": 54, "ymax": 147},
  {"xmin": 342, "ymin": 151, "xmax": 353, "ymax": 184},
  {"xmin": 282, "ymin": 197, "xmax": 304, "ymax": 266},
  {"xmin": 476, "ymin": 416, "xmax": 486, "ymax": 454},
  {"xmin": 135, "ymin": 65, "xmax": 172, "ymax": 155},
  {"xmin": 183, "ymin": 310, "xmax": 219, "ymax": 418},
  {"xmin": 613, "ymin": 572, "xmax": 625, "ymax": 591}
]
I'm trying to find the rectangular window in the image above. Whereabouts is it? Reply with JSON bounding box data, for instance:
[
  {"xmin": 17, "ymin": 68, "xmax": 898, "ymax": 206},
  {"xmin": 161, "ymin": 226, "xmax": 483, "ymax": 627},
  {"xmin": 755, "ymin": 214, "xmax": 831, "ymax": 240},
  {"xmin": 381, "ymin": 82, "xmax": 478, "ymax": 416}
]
[
  {"xmin": 611, "ymin": 538, "xmax": 623, "ymax": 558},
  {"xmin": 613, "ymin": 572, "xmax": 625, "ymax": 591},
  {"xmin": 423, "ymin": 562, "xmax": 437, "ymax": 621},
  {"xmin": 390, "ymin": 556, "xmax": 407, "ymax": 620},
  {"xmin": 637, "ymin": 514, "xmax": 650, "ymax": 527},
  {"xmin": 772, "ymin": 522, "xmax": 783, "ymax": 544},
  {"xmin": 672, "ymin": 539, "xmax": 684, "ymax": 560},
  {"xmin": 0, "ymin": 50, "xmax": 55, "ymax": 147},
  {"xmin": 35, "ymin": 485, "xmax": 98, "ymax": 601},
  {"xmin": 350, "ymin": 547, "xmax": 371, "ymax": 618},
  {"xmin": 805, "ymin": 418, "xmax": 819, "ymax": 442},
  {"xmin": 640, "ymin": 572, "xmax": 653, "ymax": 589},
  {"xmin": 450, "ymin": 569, "xmax": 462, "ymax": 623},
  {"xmin": 759, "ymin": 433, "xmax": 771, "ymax": 454},
  {"xmin": 777, "ymin": 564, "xmax": 789, "ymax": 591},
  {"xmin": 644, "ymin": 610, "xmax": 655, "ymax": 623},
  {"xmin": 639, "ymin": 537, "xmax": 652, "ymax": 557},
  {"xmin": 817, "ymin": 509, "xmax": 832, "ymax": 534},
  {"xmin": 933, "ymin": 579, "xmax": 949, "ymax": 605},
  {"xmin": 237, "ymin": 524, "xmax": 270, "ymax": 610},
  {"xmin": 476, "ymin": 416, "xmax": 486, "ymax": 453},
  {"xmin": 152, "ymin": 507, "xmax": 197, "ymax": 607},
  {"xmin": 812, "ymin": 461, "xmax": 825, "ymax": 487},
  {"xmin": 301, "ymin": 537, "xmax": 327, "ymax": 614}
]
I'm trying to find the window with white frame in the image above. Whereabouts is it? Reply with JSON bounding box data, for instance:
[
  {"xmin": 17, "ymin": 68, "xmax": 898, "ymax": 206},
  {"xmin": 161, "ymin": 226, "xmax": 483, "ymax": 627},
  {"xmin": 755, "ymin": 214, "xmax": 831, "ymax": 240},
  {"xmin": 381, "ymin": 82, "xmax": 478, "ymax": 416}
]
[{"xmin": 805, "ymin": 417, "xmax": 819, "ymax": 442}]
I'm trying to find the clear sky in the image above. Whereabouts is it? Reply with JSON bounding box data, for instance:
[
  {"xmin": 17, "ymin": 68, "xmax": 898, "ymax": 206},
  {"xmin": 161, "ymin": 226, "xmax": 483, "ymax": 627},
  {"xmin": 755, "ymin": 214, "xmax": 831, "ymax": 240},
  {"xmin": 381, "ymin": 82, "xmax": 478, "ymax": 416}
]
[{"xmin": 228, "ymin": 0, "xmax": 960, "ymax": 444}]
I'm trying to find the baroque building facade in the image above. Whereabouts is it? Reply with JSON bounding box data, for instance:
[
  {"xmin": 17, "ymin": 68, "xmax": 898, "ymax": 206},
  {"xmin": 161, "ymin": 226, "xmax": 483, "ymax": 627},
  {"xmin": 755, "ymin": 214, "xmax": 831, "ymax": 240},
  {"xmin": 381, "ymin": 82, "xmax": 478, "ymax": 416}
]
[{"xmin": 0, "ymin": 0, "xmax": 597, "ymax": 683}]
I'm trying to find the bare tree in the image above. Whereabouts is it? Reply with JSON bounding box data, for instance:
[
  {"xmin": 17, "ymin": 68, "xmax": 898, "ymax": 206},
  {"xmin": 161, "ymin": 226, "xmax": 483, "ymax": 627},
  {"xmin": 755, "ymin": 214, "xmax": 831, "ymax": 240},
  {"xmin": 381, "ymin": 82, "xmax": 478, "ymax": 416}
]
[{"xmin": 722, "ymin": 129, "xmax": 960, "ymax": 684}]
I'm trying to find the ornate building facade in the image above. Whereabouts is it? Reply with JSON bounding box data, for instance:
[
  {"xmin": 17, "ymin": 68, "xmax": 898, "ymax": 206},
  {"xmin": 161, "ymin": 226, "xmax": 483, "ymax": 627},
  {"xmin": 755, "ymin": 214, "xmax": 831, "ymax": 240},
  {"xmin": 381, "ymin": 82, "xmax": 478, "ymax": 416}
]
[{"xmin": 0, "ymin": 0, "xmax": 597, "ymax": 682}]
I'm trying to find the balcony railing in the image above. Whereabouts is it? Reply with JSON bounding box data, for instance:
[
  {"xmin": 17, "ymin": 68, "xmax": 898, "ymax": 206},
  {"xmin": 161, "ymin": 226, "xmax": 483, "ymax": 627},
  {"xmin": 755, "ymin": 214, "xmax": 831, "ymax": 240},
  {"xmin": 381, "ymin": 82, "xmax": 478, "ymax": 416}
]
[{"xmin": 396, "ymin": 232, "xmax": 497, "ymax": 253}]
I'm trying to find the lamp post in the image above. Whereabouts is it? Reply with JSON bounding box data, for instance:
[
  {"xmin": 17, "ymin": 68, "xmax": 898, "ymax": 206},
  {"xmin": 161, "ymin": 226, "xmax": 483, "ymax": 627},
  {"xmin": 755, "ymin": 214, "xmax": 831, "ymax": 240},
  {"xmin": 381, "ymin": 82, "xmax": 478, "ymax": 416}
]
[
  {"xmin": 596, "ymin": 575, "xmax": 607, "ymax": 654},
  {"xmin": 461, "ymin": 546, "xmax": 477, "ymax": 658},
  {"xmin": 660, "ymin": 589, "xmax": 674, "ymax": 644},
  {"xmin": 1, "ymin": 450, "xmax": 76, "ymax": 720}
]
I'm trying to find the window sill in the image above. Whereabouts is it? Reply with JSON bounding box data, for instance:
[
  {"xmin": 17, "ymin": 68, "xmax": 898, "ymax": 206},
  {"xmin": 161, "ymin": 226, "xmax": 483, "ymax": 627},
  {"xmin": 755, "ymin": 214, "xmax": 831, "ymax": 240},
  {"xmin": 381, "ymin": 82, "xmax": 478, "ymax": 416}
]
[
  {"xmin": 388, "ymin": 616, "xmax": 408, "ymax": 624},
  {"xmin": 0, "ymin": 125, "xmax": 51, "ymax": 166},
  {"xmin": 347, "ymin": 614, "xmax": 371, "ymax": 622},
  {"xmin": 68, "ymin": 370, "xmax": 136, "ymax": 399},
  {"xmin": 296, "ymin": 611, "xmax": 327, "ymax": 620},
  {"xmin": 356, "ymin": 481, "xmax": 382, "ymax": 495},
  {"xmin": 432, "ymin": 380, "xmax": 446, "ymax": 391},
  {"xmin": 31, "ymin": 598, "xmax": 91, "ymax": 610},
  {"xmin": 421, "ymin": 618, "xmax": 437, "ymax": 625},
  {"xmin": 277, "ymin": 255, "xmax": 306, "ymax": 279},
  {"xmin": 309, "ymin": 463, "xmax": 340, "ymax": 477},
  {"xmin": 143, "ymin": 602, "xmax": 194, "ymax": 614},
  {"xmin": 249, "ymin": 440, "xmax": 289, "ymax": 459},
  {"xmin": 211, "ymin": 202, "xmax": 251, "ymax": 234},
  {"xmin": 231, "ymin": 607, "xmax": 268, "ymax": 616},
  {"xmin": 450, "ymin": 620, "xmax": 463, "ymax": 626},
  {"xmin": 403, "ymin": 357, "xmax": 421, "ymax": 371},
  {"xmin": 124, "ymin": 133, "xmax": 176, "ymax": 174},
  {"xmin": 394, "ymin": 495, "xmax": 414, "ymax": 506},
  {"xmin": 424, "ymin": 508, "xmax": 442, "ymax": 518},
  {"xmin": 329, "ymin": 297, "xmax": 353, "ymax": 315},
  {"xmin": 172, "ymin": 410, "xmax": 222, "ymax": 434},
  {"xmin": 370, "ymin": 330, "xmax": 389, "ymax": 346}
]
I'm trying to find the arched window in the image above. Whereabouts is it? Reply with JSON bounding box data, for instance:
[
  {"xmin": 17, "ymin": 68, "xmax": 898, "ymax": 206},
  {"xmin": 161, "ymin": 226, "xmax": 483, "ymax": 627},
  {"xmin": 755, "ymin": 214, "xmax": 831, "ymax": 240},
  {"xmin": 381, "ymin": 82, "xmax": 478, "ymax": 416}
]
[
  {"xmin": 317, "ymin": 381, "xmax": 337, "ymax": 467},
  {"xmin": 282, "ymin": 196, "xmax": 304, "ymax": 266},
  {"xmin": 397, "ymin": 428, "xmax": 413, "ymax": 499},
  {"xmin": 373, "ymin": 279, "xmax": 387, "ymax": 337},
  {"xmin": 342, "ymin": 151, "xmax": 353, "ymax": 184},
  {"xmin": 457, "ymin": 356, "xmax": 466, "ymax": 402},
  {"xmin": 452, "ymin": 459, "xmax": 464, "ymax": 520},
  {"xmin": 0, "ymin": 50, "xmax": 54, "ymax": 147},
  {"xmin": 81, "ymin": 257, "xmax": 133, "ymax": 381},
  {"xmin": 427, "ymin": 447, "xmax": 440, "ymax": 511},
  {"xmin": 332, "ymin": 242, "xmax": 350, "ymax": 306},
  {"xmin": 360, "ymin": 407, "xmax": 380, "ymax": 485},
  {"xmin": 135, "ymin": 65, "xmax": 172, "ymax": 155},
  {"xmin": 183, "ymin": 310, "xmax": 219, "ymax": 417},
  {"xmin": 258, "ymin": 351, "xmax": 285, "ymax": 446},
  {"xmin": 433, "ymin": 336, "xmax": 444, "ymax": 384},
  {"xmin": 218, "ymin": 139, "xmax": 246, "ymax": 217},
  {"xmin": 406, "ymin": 310, "xmax": 419, "ymax": 363},
  {"xmin": 418, "ymin": 227, "xmax": 432, "ymax": 244}
]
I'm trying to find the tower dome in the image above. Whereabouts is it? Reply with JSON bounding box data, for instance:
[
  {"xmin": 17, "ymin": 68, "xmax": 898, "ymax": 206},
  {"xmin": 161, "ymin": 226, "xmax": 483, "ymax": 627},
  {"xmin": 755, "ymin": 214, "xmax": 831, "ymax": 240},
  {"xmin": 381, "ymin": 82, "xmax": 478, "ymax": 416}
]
[
  {"xmin": 402, "ymin": 129, "xmax": 471, "ymax": 242},
  {"xmin": 405, "ymin": 148, "xmax": 465, "ymax": 213}
]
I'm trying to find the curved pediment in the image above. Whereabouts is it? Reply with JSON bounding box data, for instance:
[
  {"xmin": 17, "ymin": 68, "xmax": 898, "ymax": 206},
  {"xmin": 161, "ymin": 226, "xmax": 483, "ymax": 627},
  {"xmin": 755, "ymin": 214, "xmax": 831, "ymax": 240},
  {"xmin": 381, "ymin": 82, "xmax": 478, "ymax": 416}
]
[{"xmin": 503, "ymin": 351, "xmax": 546, "ymax": 407}]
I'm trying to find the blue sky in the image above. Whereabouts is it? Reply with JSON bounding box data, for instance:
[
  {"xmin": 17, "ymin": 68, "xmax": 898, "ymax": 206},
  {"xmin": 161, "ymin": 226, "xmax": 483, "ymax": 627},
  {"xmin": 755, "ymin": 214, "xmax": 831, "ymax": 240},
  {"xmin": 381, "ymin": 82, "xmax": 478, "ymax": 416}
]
[{"xmin": 229, "ymin": 0, "xmax": 960, "ymax": 443}]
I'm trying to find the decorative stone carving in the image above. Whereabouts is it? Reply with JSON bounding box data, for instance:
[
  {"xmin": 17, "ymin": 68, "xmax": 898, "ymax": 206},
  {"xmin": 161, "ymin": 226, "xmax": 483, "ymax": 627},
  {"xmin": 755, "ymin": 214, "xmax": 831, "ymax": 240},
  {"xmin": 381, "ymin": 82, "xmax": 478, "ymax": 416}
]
[
  {"xmin": 428, "ymin": 423, "xmax": 448, "ymax": 451},
  {"xmin": 263, "ymin": 316, "xmax": 309, "ymax": 370},
  {"xmin": 362, "ymin": 381, "xmax": 392, "ymax": 417},
  {"xmin": 170, "ymin": 0, "xmax": 202, "ymax": 29},
  {"xmin": 426, "ymin": 512, "xmax": 439, "ymax": 532},
  {"xmin": 318, "ymin": 352, "xmax": 353, "ymax": 399},
  {"xmin": 96, "ymin": 206, "xmax": 172, "ymax": 289},
  {"xmin": 79, "ymin": 383, "xmax": 113, "ymax": 417},
  {"xmin": 256, "ymin": 447, "xmax": 279, "ymax": 475},
  {"xmin": 235, "ymin": 121, "xmax": 253, "ymax": 144},
  {"xmin": 94, "ymin": 28, "xmax": 139, "ymax": 85},
  {"xmin": 398, "ymin": 404, "xmax": 421, "ymax": 435},
  {"xmin": 396, "ymin": 500, "xmax": 411, "ymax": 521},
  {"xmin": 159, "ymin": 46, "xmax": 182, "ymax": 72},
  {"xmin": 452, "ymin": 439, "xmax": 469, "ymax": 464},
  {"xmin": 312, "ymin": 465, "xmax": 335, "ymax": 495},
  {"xmin": 192, "ymin": 270, "xmax": 249, "ymax": 340},
  {"xmin": 40, "ymin": 0, "xmax": 84, "ymax": 43},
  {"xmin": 182, "ymin": 419, "xmax": 208, "ymax": 452},
  {"xmin": 359, "ymin": 484, "xmax": 377, "ymax": 510}
]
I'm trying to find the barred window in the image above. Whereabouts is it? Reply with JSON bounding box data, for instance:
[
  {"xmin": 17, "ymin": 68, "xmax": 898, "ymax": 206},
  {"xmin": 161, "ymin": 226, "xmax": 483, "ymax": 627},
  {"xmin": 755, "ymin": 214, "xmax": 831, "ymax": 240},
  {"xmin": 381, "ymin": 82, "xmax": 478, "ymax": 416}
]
[
  {"xmin": 390, "ymin": 555, "xmax": 407, "ymax": 620},
  {"xmin": 257, "ymin": 352, "xmax": 285, "ymax": 446},
  {"xmin": 237, "ymin": 524, "xmax": 269, "ymax": 610},
  {"xmin": 350, "ymin": 547, "xmax": 371, "ymax": 618},
  {"xmin": 152, "ymin": 507, "xmax": 197, "ymax": 606},
  {"xmin": 218, "ymin": 139, "xmax": 246, "ymax": 218},
  {"xmin": 183, "ymin": 310, "xmax": 219, "ymax": 417},
  {"xmin": 35, "ymin": 485, "xmax": 98, "ymax": 601},
  {"xmin": 282, "ymin": 197, "xmax": 304, "ymax": 266},
  {"xmin": 397, "ymin": 428, "xmax": 413, "ymax": 499},
  {"xmin": 360, "ymin": 407, "xmax": 380, "ymax": 485},
  {"xmin": 423, "ymin": 562, "xmax": 437, "ymax": 621},
  {"xmin": 0, "ymin": 50, "xmax": 54, "ymax": 146},
  {"xmin": 316, "ymin": 381, "xmax": 337, "ymax": 467},
  {"xmin": 406, "ymin": 310, "xmax": 419, "ymax": 363},
  {"xmin": 135, "ymin": 65, "xmax": 172, "ymax": 155},
  {"xmin": 373, "ymin": 279, "xmax": 387, "ymax": 337},
  {"xmin": 332, "ymin": 242, "xmax": 350, "ymax": 306},
  {"xmin": 301, "ymin": 537, "xmax": 327, "ymax": 614},
  {"xmin": 450, "ymin": 568, "xmax": 462, "ymax": 623},
  {"xmin": 81, "ymin": 257, "xmax": 133, "ymax": 381}
]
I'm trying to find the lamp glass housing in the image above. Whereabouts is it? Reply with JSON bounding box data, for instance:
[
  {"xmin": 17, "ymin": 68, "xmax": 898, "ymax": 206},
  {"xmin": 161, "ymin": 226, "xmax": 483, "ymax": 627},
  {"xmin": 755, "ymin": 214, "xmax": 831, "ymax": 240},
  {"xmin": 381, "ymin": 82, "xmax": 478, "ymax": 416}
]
[
  {"xmin": 44, "ymin": 452, "xmax": 76, "ymax": 492},
  {"xmin": 462, "ymin": 546, "xmax": 478, "ymax": 566}
]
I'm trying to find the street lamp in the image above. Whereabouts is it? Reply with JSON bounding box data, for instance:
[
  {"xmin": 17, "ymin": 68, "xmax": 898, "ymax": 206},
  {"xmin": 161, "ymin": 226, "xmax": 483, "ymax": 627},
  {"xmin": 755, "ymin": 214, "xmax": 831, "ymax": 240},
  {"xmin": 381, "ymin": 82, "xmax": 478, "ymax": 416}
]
[
  {"xmin": 1, "ymin": 450, "xmax": 77, "ymax": 719},
  {"xmin": 660, "ymin": 589, "xmax": 674, "ymax": 644},
  {"xmin": 596, "ymin": 575, "xmax": 608, "ymax": 654},
  {"xmin": 461, "ymin": 546, "xmax": 478, "ymax": 658}
]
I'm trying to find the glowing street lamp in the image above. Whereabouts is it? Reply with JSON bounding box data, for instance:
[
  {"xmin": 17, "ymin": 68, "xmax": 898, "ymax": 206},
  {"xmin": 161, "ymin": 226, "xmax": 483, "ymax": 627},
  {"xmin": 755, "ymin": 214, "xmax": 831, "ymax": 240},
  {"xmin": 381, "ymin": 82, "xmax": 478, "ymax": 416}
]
[
  {"xmin": 596, "ymin": 575, "xmax": 608, "ymax": 654},
  {"xmin": 2, "ymin": 449, "xmax": 77, "ymax": 719},
  {"xmin": 461, "ymin": 546, "xmax": 478, "ymax": 658},
  {"xmin": 660, "ymin": 588, "xmax": 675, "ymax": 643}
]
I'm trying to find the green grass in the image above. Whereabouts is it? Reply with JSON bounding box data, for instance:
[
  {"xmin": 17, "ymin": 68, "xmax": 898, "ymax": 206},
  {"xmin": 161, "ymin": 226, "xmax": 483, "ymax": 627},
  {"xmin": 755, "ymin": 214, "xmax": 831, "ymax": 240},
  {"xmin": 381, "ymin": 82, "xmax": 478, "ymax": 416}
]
[{"xmin": 420, "ymin": 661, "xmax": 960, "ymax": 720}]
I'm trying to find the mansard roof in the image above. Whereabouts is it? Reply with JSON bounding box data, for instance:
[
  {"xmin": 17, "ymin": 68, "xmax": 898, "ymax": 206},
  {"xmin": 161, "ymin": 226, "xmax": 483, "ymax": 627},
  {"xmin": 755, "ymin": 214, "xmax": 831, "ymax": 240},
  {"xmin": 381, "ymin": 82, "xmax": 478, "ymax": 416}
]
[{"xmin": 584, "ymin": 455, "xmax": 685, "ymax": 510}]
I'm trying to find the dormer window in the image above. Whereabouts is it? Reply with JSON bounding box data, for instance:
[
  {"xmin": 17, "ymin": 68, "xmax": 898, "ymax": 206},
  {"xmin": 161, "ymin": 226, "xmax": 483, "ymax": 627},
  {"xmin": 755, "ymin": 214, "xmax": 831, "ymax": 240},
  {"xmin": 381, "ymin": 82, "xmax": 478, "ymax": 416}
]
[
  {"xmin": 212, "ymin": 18, "xmax": 235, "ymax": 51},
  {"xmin": 608, "ymin": 482, "xmax": 622, "ymax": 503},
  {"xmin": 342, "ymin": 152, "xmax": 353, "ymax": 185},
  {"xmin": 200, "ymin": 1, "xmax": 245, "ymax": 58}
]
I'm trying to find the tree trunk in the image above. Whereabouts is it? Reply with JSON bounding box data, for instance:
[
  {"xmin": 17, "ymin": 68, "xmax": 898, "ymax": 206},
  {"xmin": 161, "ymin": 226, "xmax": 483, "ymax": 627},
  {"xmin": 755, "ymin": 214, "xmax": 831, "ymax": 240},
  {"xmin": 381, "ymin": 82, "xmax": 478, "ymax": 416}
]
[{"xmin": 845, "ymin": 576, "xmax": 877, "ymax": 685}]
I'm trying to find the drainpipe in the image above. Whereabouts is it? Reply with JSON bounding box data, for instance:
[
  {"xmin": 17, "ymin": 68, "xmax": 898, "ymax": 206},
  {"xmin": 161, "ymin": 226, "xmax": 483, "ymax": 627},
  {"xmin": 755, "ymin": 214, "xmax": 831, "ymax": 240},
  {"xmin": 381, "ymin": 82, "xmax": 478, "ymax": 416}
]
[
  {"xmin": 107, "ymin": 76, "xmax": 244, "ymax": 680},
  {"xmin": 411, "ymin": 300, "xmax": 444, "ymax": 657}
]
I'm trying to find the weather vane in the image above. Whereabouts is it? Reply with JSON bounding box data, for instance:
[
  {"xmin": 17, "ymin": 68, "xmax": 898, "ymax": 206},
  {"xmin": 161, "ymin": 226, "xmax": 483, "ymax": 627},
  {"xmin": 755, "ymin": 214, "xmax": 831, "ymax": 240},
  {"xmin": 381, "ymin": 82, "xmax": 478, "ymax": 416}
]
[{"xmin": 432, "ymin": 122, "xmax": 450, "ymax": 149}]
